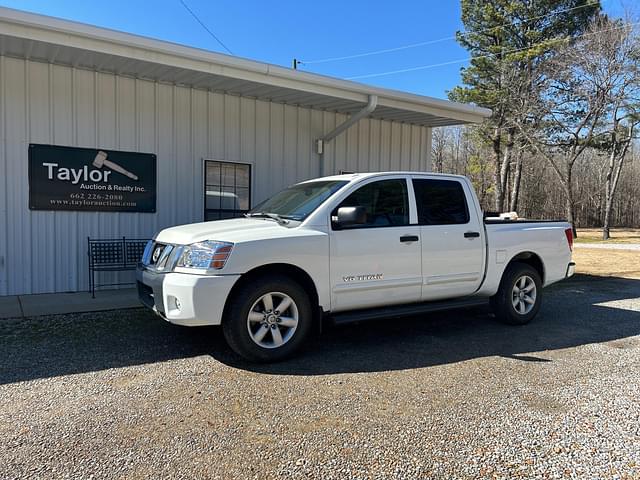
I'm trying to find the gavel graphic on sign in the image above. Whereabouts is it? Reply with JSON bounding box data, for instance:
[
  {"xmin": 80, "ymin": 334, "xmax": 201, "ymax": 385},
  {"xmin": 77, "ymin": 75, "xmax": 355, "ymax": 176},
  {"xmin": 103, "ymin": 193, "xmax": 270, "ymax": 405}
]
[{"xmin": 92, "ymin": 150, "xmax": 139, "ymax": 181}]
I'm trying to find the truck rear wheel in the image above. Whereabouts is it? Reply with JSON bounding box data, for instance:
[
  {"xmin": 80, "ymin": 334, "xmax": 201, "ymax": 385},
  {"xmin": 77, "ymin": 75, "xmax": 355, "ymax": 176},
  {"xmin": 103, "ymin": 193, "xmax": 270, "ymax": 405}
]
[
  {"xmin": 491, "ymin": 262, "xmax": 542, "ymax": 325},
  {"xmin": 222, "ymin": 275, "xmax": 313, "ymax": 362}
]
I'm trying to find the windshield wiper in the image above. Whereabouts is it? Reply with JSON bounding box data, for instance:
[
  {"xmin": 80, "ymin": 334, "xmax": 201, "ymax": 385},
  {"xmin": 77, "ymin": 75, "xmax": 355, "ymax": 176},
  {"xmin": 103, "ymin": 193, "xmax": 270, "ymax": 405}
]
[{"xmin": 245, "ymin": 212, "xmax": 290, "ymax": 225}]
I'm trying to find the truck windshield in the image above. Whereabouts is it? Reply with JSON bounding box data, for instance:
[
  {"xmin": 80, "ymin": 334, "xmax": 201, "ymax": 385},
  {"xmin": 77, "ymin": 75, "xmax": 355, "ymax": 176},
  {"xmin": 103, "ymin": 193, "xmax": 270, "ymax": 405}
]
[{"xmin": 248, "ymin": 180, "xmax": 348, "ymax": 222}]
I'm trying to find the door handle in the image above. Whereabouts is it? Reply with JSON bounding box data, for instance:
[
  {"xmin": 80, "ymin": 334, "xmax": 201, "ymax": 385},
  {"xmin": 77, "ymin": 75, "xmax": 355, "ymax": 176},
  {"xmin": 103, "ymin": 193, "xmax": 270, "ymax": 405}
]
[
  {"xmin": 400, "ymin": 235, "xmax": 419, "ymax": 243},
  {"xmin": 464, "ymin": 231, "xmax": 480, "ymax": 238}
]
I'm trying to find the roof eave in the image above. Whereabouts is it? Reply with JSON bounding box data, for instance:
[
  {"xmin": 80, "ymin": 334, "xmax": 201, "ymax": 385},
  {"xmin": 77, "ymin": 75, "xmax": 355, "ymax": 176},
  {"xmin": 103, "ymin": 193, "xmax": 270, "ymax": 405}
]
[{"xmin": 0, "ymin": 6, "xmax": 492, "ymax": 126}]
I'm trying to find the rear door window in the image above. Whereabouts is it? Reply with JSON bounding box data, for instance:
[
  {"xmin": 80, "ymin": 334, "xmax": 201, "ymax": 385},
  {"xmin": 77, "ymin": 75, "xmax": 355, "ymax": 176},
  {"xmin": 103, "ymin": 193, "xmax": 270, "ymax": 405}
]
[{"xmin": 412, "ymin": 179, "xmax": 469, "ymax": 225}]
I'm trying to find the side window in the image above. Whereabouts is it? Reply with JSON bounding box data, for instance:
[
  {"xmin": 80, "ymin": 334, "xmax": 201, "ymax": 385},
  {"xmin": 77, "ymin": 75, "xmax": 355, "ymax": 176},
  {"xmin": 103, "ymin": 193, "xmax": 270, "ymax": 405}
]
[
  {"xmin": 412, "ymin": 179, "xmax": 470, "ymax": 225},
  {"xmin": 334, "ymin": 179, "xmax": 409, "ymax": 228}
]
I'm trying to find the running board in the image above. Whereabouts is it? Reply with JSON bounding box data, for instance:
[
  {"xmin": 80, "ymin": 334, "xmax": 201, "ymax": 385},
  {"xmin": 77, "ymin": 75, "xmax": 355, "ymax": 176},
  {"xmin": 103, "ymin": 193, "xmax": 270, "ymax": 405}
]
[{"xmin": 329, "ymin": 297, "xmax": 489, "ymax": 326}]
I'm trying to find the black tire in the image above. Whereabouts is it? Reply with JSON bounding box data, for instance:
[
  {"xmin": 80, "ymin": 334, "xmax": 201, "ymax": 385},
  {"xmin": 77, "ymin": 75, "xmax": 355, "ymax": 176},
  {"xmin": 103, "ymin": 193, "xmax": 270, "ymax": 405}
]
[
  {"xmin": 490, "ymin": 262, "xmax": 542, "ymax": 325},
  {"xmin": 222, "ymin": 274, "xmax": 313, "ymax": 362}
]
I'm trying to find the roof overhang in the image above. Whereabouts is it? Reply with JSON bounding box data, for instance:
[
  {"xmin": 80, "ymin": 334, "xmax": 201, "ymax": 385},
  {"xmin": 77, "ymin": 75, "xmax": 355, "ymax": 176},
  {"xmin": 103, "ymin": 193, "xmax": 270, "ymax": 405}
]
[{"xmin": 0, "ymin": 7, "xmax": 491, "ymax": 127}]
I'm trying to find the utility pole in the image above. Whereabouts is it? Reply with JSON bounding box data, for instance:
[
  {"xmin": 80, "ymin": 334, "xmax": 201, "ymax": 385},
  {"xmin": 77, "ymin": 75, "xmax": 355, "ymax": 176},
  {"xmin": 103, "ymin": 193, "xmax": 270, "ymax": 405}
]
[{"xmin": 292, "ymin": 58, "xmax": 298, "ymax": 70}]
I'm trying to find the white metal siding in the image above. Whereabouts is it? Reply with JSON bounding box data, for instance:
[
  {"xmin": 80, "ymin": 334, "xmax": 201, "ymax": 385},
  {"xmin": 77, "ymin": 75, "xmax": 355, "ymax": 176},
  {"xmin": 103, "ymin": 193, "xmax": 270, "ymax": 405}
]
[{"xmin": 0, "ymin": 57, "xmax": 431, "ymax": 296}]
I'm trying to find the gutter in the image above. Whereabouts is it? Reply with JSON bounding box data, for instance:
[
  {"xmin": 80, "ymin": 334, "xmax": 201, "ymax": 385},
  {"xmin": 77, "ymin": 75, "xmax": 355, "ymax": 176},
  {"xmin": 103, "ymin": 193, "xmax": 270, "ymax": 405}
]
[{"xmin": 315, "ymin": 95, "xmax": 378, "ymax": 175}]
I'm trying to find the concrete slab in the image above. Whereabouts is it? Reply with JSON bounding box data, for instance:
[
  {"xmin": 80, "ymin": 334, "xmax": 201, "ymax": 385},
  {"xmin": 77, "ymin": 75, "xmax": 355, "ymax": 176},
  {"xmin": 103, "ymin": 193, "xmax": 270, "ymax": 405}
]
[
  {"xmin": 16, "ymin": 288, "xmax": 140, "ymax": 318},
  {"xmin": 0, "ymin": 295, "xmax": 23, "ymax": 319}
]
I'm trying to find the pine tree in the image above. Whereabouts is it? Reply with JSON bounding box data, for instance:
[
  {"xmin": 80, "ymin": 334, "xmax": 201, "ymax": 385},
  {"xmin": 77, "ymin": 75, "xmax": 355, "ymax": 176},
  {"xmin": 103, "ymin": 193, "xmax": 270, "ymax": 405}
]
[{"xmin": 449, "ymin": 0, "xmax": 601, "ymax": 212}]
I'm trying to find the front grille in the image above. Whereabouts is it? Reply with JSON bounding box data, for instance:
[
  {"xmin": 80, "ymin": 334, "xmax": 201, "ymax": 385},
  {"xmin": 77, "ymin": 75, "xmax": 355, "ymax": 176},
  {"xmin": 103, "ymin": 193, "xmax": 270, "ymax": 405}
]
[
  {"xmin": 142, "ymin": 241, "xmax": 181, "ymax": 273},
  {"xmin": 149, "ymin": 243, "xmax": 166, "ymax": 266}
]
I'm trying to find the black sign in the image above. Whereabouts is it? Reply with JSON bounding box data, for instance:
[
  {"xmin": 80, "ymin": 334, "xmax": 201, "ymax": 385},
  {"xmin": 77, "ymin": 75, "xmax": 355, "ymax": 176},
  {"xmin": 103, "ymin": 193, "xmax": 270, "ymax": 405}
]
[{"xmin": 29, "ymin": 144, "xmax": 156, "ymax": 213}]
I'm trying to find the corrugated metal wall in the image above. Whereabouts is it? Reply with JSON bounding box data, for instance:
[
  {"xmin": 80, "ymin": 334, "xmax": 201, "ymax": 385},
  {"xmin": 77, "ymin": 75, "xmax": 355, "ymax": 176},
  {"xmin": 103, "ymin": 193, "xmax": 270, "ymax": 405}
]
[{"xmin": 0, "ymin": 56, "xmax": 432, "ymax": 296}]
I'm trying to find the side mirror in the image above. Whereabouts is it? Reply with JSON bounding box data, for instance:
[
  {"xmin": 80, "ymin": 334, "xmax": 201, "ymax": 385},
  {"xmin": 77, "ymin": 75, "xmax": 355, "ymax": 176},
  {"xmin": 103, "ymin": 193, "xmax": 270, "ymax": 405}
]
[{"xmin": 334, "ymin": 206, "xmax": 367, "ymax": 229}]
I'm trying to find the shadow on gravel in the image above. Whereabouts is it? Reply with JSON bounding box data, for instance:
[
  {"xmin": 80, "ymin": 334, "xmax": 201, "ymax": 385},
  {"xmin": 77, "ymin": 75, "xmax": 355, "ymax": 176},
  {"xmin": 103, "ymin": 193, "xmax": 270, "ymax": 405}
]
[
  {"xmin": 1, "ymin": 274, "xmax": 639, "ymax": 383},
  {"xmin": 0, "ymin": 309, "xmax": 219, "ymax": 385},
  {"xmin": 225, "ymin": 274, "xmax": 640, "ymax": 375}
]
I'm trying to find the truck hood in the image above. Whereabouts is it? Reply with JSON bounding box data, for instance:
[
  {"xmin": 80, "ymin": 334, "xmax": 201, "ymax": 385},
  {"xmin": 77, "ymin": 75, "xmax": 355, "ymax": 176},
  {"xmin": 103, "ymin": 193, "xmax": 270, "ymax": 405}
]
[{"xmin": 154, "ymin": 217, "xmax": 299, "ymax": 245}]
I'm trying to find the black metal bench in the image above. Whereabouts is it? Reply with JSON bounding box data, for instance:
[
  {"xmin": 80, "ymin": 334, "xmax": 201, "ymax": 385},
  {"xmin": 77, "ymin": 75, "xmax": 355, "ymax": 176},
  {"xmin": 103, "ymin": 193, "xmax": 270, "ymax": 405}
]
[{"xmin": 87, "ymin": 237, "xmax": 149, "ymax": 298}]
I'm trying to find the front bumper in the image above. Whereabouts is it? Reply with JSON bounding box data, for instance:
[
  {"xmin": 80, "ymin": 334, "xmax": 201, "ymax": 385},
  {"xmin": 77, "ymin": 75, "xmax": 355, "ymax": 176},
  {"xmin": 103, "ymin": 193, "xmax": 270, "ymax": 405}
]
[
  {"xmin": 566, "ymin": 261, "xmax": 576, "ymax": 278},
  {"xmin": 136, "ymin": 266, "xmax": 240, "ymax": 326}
]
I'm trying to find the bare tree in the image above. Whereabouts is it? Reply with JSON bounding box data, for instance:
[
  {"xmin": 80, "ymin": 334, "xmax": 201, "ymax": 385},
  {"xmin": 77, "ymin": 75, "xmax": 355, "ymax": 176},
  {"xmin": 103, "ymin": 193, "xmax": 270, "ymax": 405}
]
[
  {"xmin": 509, "ymin": 145, "xmax": 525, "ymax": 212},
  {"xmin": 515, "ymin": 18, "xmax": 628, "ymax": 236},
  {"xmin": 431, "ymin": 128, "xmax": 449, "ymax": 173},
  {"xmin": 603, "ymin": 122, "xmax": 637, "ymax": 238},
  {"xmin": 432, "ymin": 123, "xmax": 640, "ymax": 229},
  {"xmin": 596, "ymin": 19, "xmax": 640, "ymax": 239}
]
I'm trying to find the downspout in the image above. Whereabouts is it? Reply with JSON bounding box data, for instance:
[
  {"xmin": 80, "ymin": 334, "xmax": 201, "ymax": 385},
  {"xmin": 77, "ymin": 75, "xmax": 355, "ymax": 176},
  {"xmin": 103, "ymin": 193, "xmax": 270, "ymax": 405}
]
[{"xmin": 315, "ymin": 95, "xmax": 378, "ymax": 176}]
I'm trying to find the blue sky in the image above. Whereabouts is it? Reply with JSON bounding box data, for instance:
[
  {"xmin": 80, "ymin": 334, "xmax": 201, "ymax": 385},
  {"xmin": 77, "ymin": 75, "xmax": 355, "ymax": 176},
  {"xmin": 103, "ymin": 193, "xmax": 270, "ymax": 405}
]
[{"xmin": 0, "ymin": 0, "xmax": 626, "ymax": 99}]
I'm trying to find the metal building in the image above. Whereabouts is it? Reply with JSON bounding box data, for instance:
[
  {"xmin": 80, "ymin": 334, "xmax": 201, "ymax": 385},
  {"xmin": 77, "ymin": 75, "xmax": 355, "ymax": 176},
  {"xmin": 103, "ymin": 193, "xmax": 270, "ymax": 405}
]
[{"xmin": 0, "ymin": 7, "xmax": 490, "ymax": 296}]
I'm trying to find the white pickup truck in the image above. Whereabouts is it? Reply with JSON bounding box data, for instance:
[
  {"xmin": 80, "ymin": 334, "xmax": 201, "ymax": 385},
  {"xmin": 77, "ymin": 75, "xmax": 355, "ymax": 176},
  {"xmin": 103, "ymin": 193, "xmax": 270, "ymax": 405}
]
[{"xmin": 137, "ymin": 172, "xmax": 575, "ymax": 362}]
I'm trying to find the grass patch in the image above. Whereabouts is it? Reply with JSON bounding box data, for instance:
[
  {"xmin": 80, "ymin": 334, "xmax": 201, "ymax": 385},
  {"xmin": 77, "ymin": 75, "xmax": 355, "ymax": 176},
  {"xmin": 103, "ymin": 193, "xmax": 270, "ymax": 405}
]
[
  {"xmin": 573, "ymin": 248, "xmax": 640, "ymax": 279},
  {"xmin": 575, "ymin": 228, "xmax": 640, "ymax": 244}
]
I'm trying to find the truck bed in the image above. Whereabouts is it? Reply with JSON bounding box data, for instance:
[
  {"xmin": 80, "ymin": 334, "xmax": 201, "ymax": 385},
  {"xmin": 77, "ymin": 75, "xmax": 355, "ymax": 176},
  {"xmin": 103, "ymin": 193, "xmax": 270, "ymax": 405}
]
[{"xmin": 484, "ymin": 219, "xmax": 567, "ymax": 224}]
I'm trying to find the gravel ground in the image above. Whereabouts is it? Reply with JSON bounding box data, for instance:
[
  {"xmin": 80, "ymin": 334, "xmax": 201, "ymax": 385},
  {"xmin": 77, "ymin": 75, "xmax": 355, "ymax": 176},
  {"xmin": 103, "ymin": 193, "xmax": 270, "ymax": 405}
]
[{"xmin": 1, "ymin": 274, "xmax": 640, "ymax": 479}]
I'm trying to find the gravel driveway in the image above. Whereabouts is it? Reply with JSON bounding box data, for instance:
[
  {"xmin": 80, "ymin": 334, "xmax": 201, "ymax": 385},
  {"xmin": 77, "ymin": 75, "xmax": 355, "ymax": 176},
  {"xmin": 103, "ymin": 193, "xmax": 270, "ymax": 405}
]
[{"xmin": 1, "ymin": 274, "xmax": 639, "ymax": 479}]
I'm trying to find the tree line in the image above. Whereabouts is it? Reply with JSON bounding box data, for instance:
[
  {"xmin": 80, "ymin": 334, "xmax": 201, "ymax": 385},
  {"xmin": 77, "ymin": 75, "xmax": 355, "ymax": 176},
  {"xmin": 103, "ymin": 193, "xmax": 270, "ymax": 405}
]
[
  {"xmin": 432, "ymin": 125, "xmax": 640, "ymax": 228},
  {"xmin": 446, "ymin": 0, "xmax": 639, "ymax": 238}
]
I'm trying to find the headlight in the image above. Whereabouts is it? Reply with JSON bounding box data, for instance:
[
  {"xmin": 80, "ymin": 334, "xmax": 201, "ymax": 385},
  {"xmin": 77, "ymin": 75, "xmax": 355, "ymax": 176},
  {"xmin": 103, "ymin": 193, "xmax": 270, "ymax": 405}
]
[{"xmin": 175, "ymin": 240, "xmax": 234, "ymax": 272}]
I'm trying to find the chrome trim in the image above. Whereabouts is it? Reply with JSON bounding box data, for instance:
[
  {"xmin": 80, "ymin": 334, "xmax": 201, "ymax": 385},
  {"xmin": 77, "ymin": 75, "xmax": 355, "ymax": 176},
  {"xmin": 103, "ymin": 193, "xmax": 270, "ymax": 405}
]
[
  {"xmin": 141, "ymin": 240, "xmax": 154, "ymax": 264},
  {"xmin": 156, "ymin": 244, "xmax": 174, "ymax": 270},
  {"xmin": 141, "ymin": 242, "xmax": 184, "ymax": 272},
  {"xmin": 566, "ymin": 262, "xmax": 576, "ymax": 278}
]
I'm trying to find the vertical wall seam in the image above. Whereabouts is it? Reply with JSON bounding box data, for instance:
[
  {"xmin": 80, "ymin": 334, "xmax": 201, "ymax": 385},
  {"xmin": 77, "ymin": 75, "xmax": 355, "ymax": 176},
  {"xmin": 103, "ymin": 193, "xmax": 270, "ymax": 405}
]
[
  {"xmin": 357, "ymin": 118, "xmax": 362, "ymax": 172},
  {"xmin": 368, "ymin": 118, "xmax": 372, "ymax": 172},
  {"xmin": 153, "ymin": 81, "xmax": 159, "ymax": 232},
  {"xmin": 24, "ymin": 59, "xmax": 32, "ymax": 293},
  {"xmin": 93, "ymin": 71, "xmax": 98, "ymax": 146},
  {"xmin": 134, "ymin": 78, "xmax": 139, "ymax": 153},
  {"xmin": 115, "ymin": 74, "xmax": 120, "ymax": 150},
  {"xmin": 71, "ymin": 67, "xmax": 80, "ymax": 291},
  {"xmin": 190, "ymin": 87, "xmax": 196, "ymax": 221},
  {"xmin": 425, "ymin": 127, "xmax": 432, "ymax": 171},
  {"xmin": 206, "ymin": 91, "xmax": 211, "ymax": 158},
  {"xmin": 114, "ymin": 74, "xmax": 120, "ymax": 246},
  {"xmin": 237, "ymin": 93, "xmax": 241, "ymax": 163},
  {"xmin": 281, "ymin": 104, "xmax": 285, "ymax": 187},
  {"xmin": 401, "ymin": 122, "xmax": 406, "ymax": 170},
  {"xmin": 418, "ymin": 126, "xmax": 423, "ymax": 171},
  {"xmin": 222, "ymin": 91, "xmax": 226, "ymax": 160},
  {"xmin": 268, "ymin": 102, "xmax": 272, "ymax": 193},
  {"xmin": 48, "ymin": 62, "xmax": 56, "ymax": 292},
  {"xmin": 306, "ymin": 108, "xmax": 311, "ymax": 180},
  {"xmin": 294, "ymin": 106, "xmax": 299, "ymax": 181},
  {"xmin": 172, "ymin": 84, "xmax": 177, "ymax": 225},
  {"xmin": 133, "ymin": 78, "xmax": 139, "ymax": 237},
  {"xmin": 0, "ymin": 56, "xmax": 6, "ymax": 294},
  {"xmin": 252, "ymin": 98, "xmax": 257, "ymax": 208},
  {"xmin": 93, "ymin": 70, "xmax": 100, "ymax": 237}
]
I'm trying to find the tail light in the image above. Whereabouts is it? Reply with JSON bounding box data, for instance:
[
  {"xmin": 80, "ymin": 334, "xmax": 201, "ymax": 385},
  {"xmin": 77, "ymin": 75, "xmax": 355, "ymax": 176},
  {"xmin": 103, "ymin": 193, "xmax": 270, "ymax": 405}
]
[{"xmin": 564, "ymin": 227, "xmax": 573, "ymax": 252}]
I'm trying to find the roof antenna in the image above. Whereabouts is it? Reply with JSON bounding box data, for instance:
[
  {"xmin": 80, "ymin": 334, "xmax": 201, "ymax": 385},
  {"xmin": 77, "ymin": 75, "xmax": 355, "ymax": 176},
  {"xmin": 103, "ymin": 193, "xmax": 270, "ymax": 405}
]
[{"xmin": 292, "ymin": 58, "xmax": 299, "ymax": 70}]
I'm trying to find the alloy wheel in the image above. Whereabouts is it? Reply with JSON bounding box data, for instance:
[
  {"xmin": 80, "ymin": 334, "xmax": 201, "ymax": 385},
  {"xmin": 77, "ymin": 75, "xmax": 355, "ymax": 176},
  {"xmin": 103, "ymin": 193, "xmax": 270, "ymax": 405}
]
[
  {"xmin": 511, "ymin": 275, "xmax": 537, "ymax": 315},
  {"xmin": 247, "ymin": 292, "xmax": 299, "ymax": 348}
]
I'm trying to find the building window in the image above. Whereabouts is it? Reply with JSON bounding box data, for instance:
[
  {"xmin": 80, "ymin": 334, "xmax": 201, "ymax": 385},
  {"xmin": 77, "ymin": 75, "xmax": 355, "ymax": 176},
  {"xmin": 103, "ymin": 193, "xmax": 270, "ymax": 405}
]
[{"xmin": 204, "ymin": 160, "xmax": 251, "ymax": 221}]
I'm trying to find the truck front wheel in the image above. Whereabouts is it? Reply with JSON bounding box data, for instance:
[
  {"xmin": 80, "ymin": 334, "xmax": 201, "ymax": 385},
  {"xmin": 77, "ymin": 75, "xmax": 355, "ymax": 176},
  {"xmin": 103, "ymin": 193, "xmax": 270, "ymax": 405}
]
[
  {"xmin": 491, "ymin": 262, "xmax": 542, "ymax": 325},
  {"xmin": 222, "ymin": 275, "xmax": 313, "ymax": 362}
]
